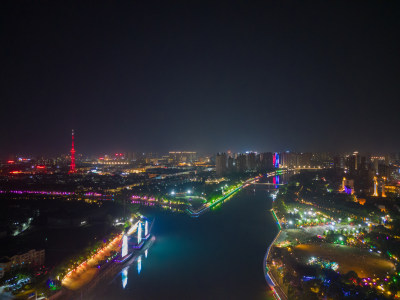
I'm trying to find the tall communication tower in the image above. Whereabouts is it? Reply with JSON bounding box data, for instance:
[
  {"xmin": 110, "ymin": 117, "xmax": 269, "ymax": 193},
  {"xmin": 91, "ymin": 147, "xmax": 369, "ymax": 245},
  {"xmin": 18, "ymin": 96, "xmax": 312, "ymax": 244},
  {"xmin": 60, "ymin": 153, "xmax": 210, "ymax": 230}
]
[{"xmin": 69, "ymin": 129, "xmax": 76, "ymax": 173}]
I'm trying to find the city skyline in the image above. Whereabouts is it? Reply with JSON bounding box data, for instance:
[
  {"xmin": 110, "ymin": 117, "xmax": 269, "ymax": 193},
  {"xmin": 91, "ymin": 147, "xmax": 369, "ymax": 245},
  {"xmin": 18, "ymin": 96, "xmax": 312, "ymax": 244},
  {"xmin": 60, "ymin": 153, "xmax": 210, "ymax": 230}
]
[
  {"xmin": 3, "ymin": 136, "xmax": 400, "ymax": 160},
  {"xmin": 2, "ymin": 128, "xmax": 400, "ymax": 159}
]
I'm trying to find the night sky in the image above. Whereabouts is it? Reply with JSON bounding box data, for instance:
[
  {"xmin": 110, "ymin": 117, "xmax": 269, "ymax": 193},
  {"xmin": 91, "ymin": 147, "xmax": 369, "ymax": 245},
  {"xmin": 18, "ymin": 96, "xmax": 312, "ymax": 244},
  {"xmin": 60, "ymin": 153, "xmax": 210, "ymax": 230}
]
[{"xmin": 1, "ymin": 1, "xmax": 399, "ymax": 157}]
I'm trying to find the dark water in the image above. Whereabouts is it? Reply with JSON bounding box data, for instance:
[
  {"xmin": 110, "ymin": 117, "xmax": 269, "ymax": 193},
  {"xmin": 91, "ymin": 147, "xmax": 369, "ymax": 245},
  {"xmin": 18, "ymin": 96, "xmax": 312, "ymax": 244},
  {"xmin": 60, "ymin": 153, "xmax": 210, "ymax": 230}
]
[{"xmin": 99, "ymin": 178, "xmax": 283, "ymax": 300}]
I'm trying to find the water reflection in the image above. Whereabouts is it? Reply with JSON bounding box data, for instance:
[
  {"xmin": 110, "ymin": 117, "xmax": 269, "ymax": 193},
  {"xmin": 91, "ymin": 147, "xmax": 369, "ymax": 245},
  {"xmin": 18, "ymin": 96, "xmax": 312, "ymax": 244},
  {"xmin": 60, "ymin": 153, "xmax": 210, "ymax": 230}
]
[
  {"xmin": 121, "ymin": 267, "xmax": 128, "ymax": 289},
  {"xmin": 273, "ymin": 175, "xmax": 280, "ymax": 188},
  {"xmin": 137, "ymin": 256, "xmax": 142, "ymax": 274},
  {"xmin": 103, "ymin": 174, "xmax": 292, "ymax": 299},
  {"xmin": 121, "ymin": 245, "xmax": 148, "ymax": 289}
]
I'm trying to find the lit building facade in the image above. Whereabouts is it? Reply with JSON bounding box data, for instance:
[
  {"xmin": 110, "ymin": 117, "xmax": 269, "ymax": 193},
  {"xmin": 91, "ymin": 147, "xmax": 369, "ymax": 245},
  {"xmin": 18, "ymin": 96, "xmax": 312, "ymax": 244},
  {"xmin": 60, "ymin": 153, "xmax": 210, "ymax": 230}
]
[
  {"xmin": 169, "ymin": 152, "xmax": 197, "ymax": 163},
  {"xmin": 0, "ymin": 249, "xmax": 45, "ymax": 278}
]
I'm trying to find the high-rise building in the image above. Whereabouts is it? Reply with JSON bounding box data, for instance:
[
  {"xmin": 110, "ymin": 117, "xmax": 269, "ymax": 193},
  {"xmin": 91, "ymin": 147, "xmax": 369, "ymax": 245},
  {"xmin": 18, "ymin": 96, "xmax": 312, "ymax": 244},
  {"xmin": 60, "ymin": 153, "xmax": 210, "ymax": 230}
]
[
  {"xmin": 347, "ymin": 154, "xmax": 357, "ymax": 174},
  {"xmin": 280, "ymin": 152, "xmax": 299, "ymax": 168},
  {"xmin": 299, "ymin": 153, "xmax": 312, "ymax": 167},
  {"xmin": 373, "ymin": 177, "xmax": 378, "ymax": 196},
  {"xmin": 126, "ymin": 152, "xmax": 135, "ymax": 161},
  {"xmin": 371, "ymin": 156, "xmax": 386, "ymax": 174},
  {"xmin": 260, "ymin": 152, "xmax": 273, "ymax": 170},
  {"xmin": 169, "ymin": 152, "xmax": 197, "ymax": 163},
  {"xmin": 237, "ymin": 154, "xmax": 247, "ymax": 173},
  {"xmin": 353, "ymin": 151, "xmax": 359, "ymax": 170},
  {"xmin": 273, "ymin": 153, "xmax": 280, "ymax": 168},
  {"xmin": 247, "ymin": 152, "xmax": 257, "ymax": 170},
  {"xmin": 378, "ymin": 164, "xmax": 391, "ymax": 179},
  {"xmin": 311, "ymin": 152, "xmax": 334, "ymax": 167},
  {"xmin": 227, "ymin": 156, "xmax": 235, "ymax": 172},
  {"xmin": 333, "ymin": 155, "xmax": 345, "ymax": 169},
  {"xmin": 215, "ymin": 153, "xmax": 227, "ymax": 177}
]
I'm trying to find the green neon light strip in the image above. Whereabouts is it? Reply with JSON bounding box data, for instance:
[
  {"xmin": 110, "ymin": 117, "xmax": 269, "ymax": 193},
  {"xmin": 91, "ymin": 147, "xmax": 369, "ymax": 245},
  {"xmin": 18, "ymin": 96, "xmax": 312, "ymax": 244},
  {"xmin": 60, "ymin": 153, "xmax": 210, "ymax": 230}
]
[
  {"xmin": 271, "ymin": 209, "xmax": 282, "ymax": 230},
  {"xmin": 188, "ymin": 177, "xmax": 260, "ymax": 215},
  {"xmin": 208, "ymin": 185, "xmax": 241, "ymax": 209}
]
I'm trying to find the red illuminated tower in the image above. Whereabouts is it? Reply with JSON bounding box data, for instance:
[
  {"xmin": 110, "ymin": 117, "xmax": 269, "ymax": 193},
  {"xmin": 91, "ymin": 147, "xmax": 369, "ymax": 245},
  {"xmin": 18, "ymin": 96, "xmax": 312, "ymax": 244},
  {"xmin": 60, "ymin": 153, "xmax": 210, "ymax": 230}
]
[{"xmin": 69, "ymin": 129, "xmax": 76, "ymax": 173}]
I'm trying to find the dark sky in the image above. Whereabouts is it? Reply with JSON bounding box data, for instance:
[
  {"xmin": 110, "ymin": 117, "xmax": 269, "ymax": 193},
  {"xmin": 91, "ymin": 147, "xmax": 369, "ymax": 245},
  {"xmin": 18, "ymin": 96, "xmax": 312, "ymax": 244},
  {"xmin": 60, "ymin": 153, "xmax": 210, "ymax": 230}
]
[{"xmin": 1, "ymin": 1, "xmax": 399, "ymax": 157}]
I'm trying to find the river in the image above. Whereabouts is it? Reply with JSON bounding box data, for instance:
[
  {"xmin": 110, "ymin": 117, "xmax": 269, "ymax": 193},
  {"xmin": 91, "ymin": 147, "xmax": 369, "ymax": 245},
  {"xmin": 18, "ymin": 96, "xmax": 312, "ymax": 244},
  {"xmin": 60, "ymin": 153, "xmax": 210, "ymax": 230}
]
[{"xmin": 96, "ymin": 175, "xmax": 287, "ymax": 299}]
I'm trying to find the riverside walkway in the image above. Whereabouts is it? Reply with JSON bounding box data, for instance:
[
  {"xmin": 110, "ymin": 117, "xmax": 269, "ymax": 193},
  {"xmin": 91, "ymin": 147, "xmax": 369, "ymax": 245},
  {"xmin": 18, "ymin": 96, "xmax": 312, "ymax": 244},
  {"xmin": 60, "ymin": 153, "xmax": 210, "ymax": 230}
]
[
  {"xmin": 187, "ymin": 175, "xmax": 265, "ymax": 217},
  {"xmin": 187, "ymin": 170, "xmax": 287, "ymax": 217},
  {"xmin": 264, "ymin": 210, "xmax": 287, "ymax": 300}
]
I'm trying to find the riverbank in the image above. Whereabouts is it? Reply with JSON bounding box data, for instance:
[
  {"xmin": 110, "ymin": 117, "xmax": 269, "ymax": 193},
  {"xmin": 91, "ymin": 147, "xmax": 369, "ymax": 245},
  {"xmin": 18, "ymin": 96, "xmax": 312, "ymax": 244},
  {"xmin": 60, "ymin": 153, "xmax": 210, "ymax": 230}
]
[
  {"xmin": 188, "ymin": 171, "xmax": 284, "ymax": 217},
  {"xmin": 263, "ymin": 170, "xmax": 400, "ymax": 299},
  {"xmin": 99, "ymin": 182, "xmax": 282, "ymax": 299},
  {"xmin": 57, "ymin": 217, "xmax": 154, "ymax": 296},
  {"xmin": 264, "ymin": 209, "xmax": 287, "ymax": 300}
]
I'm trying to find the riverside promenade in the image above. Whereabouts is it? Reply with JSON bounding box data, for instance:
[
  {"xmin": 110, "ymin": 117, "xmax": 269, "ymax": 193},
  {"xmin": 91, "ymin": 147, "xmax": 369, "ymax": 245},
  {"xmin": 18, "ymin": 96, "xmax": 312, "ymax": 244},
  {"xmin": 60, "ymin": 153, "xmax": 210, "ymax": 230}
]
[
  {"xmin": 264, "ymin": 209, "xmax": 287, "ymax": 300},
  {"xmin": 186, "ymin": 175, "xmax": 263, "ymax": 217},
  {"xmin": 188, "ymin": 170, "xmax": 285, "ymax": 217}
]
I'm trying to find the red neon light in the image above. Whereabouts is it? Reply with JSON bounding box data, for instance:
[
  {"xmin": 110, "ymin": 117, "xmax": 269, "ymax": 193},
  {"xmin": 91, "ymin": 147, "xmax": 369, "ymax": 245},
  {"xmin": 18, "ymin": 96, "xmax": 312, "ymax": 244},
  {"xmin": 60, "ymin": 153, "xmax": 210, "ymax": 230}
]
[
  {"xmin": 36, "ymin": 165, "xmax": 46, "ymax": 169},
  {"xmin": 69, "ymin": 129, "xmax": 76, "ymax": 173},
  {"xmin": 7, "ymin": 160, "xmax": 15, "ymax": 164}
]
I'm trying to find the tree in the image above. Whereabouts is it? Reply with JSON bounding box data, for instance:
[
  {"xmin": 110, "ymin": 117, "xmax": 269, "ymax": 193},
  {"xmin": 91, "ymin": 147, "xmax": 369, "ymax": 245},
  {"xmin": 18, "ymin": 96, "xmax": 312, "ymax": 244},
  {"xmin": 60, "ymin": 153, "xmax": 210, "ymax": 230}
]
[
  {"xmin": 274, "ymin": 198, "xmax": 288, "ymax": 216},
  {"xmin": 342, "ymin": 270, "xmax": 359, "ymax": 286}
]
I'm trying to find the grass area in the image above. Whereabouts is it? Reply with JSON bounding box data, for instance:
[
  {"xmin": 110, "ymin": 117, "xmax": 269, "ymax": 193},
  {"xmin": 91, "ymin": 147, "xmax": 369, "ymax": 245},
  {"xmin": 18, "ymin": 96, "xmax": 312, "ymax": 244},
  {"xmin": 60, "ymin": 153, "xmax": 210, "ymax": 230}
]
[{"xmin": 293, "ymin": 243, "xmax": 395, "ymax": 278}]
